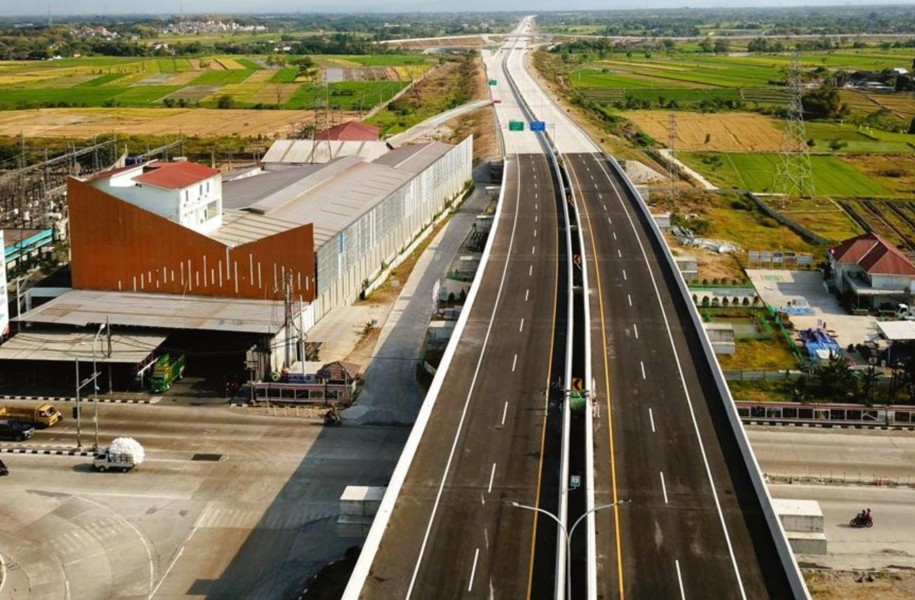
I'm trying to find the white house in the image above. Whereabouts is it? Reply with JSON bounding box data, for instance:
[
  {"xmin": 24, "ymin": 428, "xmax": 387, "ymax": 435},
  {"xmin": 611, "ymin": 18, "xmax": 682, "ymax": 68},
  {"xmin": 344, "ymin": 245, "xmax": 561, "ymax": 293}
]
[{"xmin": 87, "ymin": 160, "xmax": 223, "ymax": 235}]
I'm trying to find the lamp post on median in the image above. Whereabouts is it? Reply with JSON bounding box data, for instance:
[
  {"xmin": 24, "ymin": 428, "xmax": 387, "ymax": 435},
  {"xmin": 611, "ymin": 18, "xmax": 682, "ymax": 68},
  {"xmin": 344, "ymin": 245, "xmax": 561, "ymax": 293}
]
[{"xmin": 512, "ymin": 498, "xmax": 630, "ymax": 600}]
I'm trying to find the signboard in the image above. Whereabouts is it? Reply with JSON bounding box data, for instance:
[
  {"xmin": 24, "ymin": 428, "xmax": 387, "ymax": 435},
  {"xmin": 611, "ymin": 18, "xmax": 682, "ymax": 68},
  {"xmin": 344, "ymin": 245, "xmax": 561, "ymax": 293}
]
[
  {"xmin": 530, "ymin": 120, "xmax": 546, "ymax": 132},
  {"xmin": 508, "ymin": 120, "xmax": 525, "ymax": 131},
  {"xmin": 0, "ymin": 231, "xmax": 7, "ymax": 336},
  {"xmin": 488, "ymin": 79, "xmax": 498, "ymax": 86},
  {"xmin": 570, "ymin": 475, "xmax": 581, "ymax": 490}
]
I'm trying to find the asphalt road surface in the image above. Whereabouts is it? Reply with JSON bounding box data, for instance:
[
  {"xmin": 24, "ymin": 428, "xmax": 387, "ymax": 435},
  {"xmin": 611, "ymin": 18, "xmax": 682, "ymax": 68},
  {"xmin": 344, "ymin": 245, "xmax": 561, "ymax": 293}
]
[
  {"xmin": 0, "ymin": 403, "xmax": 405, "ymax": 600},
  {"xmin": 568, "ymin": 152, "xmax": 794, "ymax": 598},
  {"xmin": 360, "ymin": 153, "xmax": 561, "ymax": 599}
]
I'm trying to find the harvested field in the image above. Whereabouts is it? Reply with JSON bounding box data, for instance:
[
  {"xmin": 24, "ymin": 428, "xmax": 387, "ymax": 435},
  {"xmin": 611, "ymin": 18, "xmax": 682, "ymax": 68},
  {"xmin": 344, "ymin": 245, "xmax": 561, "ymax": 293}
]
[
  {"xmin": 215, "ymin": 57, "xmax": 247, "ymax": 70},
  {"xmin": 842, "ymin": 155, "xmax": 915, "ymax": 198},
  {"xmin": 247, "ymin": 83, "xmax": 300, "ymax": 105},
  {"xmin": 0, "ymin": 108, "xmax": 318, "ymax": 138},
  {"xmin": 625, "ymin": 111, "xmax": 784, "ymax": 152}
]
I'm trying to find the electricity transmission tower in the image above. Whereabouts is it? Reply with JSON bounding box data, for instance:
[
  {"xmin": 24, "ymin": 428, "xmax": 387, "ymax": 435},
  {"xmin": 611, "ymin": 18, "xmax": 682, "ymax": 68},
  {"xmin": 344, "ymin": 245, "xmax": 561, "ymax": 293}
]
[
  {"xmin": 667, "ymin": 112, "xmax": 678, "ymax": 199},
  {"xmin": 773, "ymin": 52, "xmax": 816, "ymax": 201}
]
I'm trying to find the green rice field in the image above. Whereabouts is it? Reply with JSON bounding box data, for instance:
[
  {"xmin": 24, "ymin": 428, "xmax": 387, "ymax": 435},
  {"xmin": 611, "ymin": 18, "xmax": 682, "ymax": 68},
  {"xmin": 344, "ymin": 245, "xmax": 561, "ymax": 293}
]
[
  {"xmin": 679, "ymin": 151, "xmax": 893, "ymax": 196},
  {"xmin": 0, "ymin": 54, "xmax": 425, "ymax": 110}
]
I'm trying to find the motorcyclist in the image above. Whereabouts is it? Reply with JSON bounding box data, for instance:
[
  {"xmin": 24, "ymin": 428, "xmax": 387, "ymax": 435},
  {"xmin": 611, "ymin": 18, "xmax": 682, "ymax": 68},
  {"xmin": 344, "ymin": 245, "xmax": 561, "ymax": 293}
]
[
  {"xmin": 858, "ymin": 509, "xmax": 866, "ymax": 523},
  {"xmin": 866, "ymin": 508, "xmax": 872, "ymax": 523}
]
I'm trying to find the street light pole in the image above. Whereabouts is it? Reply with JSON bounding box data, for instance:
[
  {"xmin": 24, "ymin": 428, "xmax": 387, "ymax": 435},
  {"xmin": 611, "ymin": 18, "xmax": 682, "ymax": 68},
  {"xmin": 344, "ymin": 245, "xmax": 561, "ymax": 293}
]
[
  {"xmin": 512, "ymin": 499, "xmax": 630, "ymax": 600},
  {"xmin": 74, "ymin": 357, "xmax": 81, "ymax": 449},
  {"xmin": 92, "ymin": 323, "xmax": 106, "ymax": 451}
]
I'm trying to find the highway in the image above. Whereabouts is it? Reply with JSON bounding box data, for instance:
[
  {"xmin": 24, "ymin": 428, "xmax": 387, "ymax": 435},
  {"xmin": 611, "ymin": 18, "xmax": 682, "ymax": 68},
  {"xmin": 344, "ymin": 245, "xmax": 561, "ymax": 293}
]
[
  {"xmin": 567, "ymin": 152, "xmax": 794, "ymax": 598},
  {"xmin": 359, "ymin": 152, "xmax": 564, "ymax": 598}
]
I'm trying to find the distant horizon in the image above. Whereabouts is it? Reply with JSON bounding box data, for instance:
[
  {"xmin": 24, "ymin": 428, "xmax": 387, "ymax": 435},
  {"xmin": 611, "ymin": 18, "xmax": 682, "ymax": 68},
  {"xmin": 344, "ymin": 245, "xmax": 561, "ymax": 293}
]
[{"xmin": 3, "ymin": 1, "xmax": 915, "ymax": 19}]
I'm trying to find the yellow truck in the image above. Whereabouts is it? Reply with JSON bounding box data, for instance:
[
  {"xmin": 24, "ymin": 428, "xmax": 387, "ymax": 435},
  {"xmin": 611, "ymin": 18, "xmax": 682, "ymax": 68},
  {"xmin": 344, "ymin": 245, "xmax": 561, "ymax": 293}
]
[{"xmin": 0, "ymin": 402, "xmax": 63, "ymax": 428}]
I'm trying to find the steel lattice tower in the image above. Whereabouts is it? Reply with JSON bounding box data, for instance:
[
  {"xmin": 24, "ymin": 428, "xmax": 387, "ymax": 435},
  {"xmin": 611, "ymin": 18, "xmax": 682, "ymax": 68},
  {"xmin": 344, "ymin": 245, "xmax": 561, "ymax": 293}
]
[
  {"xmin": 667, "ymin": 112, "xmax": 678, "ymax": 200},
  {"xmin": 774, "ymin": 53, "xmax": 816, "ymax": 200}
]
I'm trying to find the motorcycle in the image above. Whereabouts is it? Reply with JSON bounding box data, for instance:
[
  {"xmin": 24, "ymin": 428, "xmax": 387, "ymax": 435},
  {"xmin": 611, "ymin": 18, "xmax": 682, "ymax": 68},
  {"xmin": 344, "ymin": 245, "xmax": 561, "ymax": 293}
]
[{"xmin": 850, "ymin": 513, "xmax": 873, "ymax": 528}]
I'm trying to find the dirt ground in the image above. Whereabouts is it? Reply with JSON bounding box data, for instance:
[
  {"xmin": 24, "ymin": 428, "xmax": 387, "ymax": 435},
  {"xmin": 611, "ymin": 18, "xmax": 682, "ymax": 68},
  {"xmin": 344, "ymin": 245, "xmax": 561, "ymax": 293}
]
[
  {"xmin": 448, "ymin": 55, "xmax": 500, "ymax": 161},
  {"xmin": 0, "ymin": 107, "xmax": 321, "ymax": 138},
  {"xmin": 806, "ymin": 569, "xmax": 915, "ymax": 599},
  {"xmin": 625, "ymin": 110, "xmax": 785, "ymax": 152}
]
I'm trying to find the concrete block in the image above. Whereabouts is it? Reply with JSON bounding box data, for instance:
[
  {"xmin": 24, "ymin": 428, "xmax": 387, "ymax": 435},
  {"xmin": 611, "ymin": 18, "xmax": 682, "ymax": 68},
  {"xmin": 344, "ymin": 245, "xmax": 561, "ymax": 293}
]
[
  {"xmin": 772, "ymin": 498, "xmax": 824, "ymax": 533},
  {"xmin": 340, "ymin": 486, "xmax": 386, "ymax": 518},
  {"xmin": 787, "ymin": 531, "xmax": 827, "ymax": 555}
]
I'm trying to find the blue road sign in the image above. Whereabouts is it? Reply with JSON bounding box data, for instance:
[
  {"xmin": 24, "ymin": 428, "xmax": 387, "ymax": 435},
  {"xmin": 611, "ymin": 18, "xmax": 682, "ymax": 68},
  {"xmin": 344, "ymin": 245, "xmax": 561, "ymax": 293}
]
[{"xmin": 530, "ymin": 121, "xmax": 546, "ymax": 132}]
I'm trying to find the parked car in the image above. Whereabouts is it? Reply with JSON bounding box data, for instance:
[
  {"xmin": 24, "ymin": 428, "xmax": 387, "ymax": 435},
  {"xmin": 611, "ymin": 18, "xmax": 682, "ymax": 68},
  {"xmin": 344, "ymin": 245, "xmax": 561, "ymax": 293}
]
[{"xmin": 0, "ymin": 419, "xmax": 35, "ymax": 442}]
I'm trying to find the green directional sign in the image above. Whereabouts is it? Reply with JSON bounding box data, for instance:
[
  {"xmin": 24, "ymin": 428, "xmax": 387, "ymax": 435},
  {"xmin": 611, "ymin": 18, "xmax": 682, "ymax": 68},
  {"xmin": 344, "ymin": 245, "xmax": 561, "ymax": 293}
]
[
  {"xmin": 488, "ymin": 79, "xmax": 498, "ymax": 86},
  {"xmin": 508, "ymin": 120, "xmax": 525, "ymax": 131}
]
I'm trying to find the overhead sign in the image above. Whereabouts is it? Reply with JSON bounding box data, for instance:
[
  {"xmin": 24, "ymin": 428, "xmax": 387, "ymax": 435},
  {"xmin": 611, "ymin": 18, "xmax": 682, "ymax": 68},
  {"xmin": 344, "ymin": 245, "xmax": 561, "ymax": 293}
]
[
  {"xmin": 0, "ymin": 231, "xmax": 7, "ymax": 337},
  {"xmin": 488, "ymin": 79, "xmax": 498, "ymax": 86},
  {"xmin": 508, "ymin": 120, "xmax": 525, "ymax": 132},
  {"xmin": 530, "ymin": 121, "xmax": 546, "ymax": 132}
]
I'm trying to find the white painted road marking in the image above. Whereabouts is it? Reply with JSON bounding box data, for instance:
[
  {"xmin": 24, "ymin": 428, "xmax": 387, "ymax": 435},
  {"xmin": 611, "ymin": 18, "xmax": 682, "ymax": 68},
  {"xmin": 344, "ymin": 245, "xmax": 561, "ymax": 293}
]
[
  {"xmin": 676, "ymin": 559, "xmax": 685, "ymax": 599},
  {"xmin": 634, "ymin": 323, "xmax": 639, "ymax": 339},
  {"xmin": 512, "ymin": 354, "xmax": 518, "ymax": 372},
  {"xmin": 623, "ymin": 269, "xmax": 627, "ymax": 281},
  {"xmin": 613, "ymin": 231, "xmax": 617, "ymax": 241},
  {"xmin": 617, "ymin": 248, "xmax": 622, "ymax": 258},
  {"xmin": 529, "ymin": 265, "xmax": 533, "ymax": 276},
  {"xmin": 660, "ymin": 471, "xmax": 669, "ymax": 504},
  {"xmin": 501, "ymin": 401, "xmax": 509, "ymax": 426},
  {"xmin": 649, "ymin": 407, "xmax": 656, "ymax": 433},
  {"xmin": 525, "ymin": 289, "xmax": 530, "ymax": 301},
  {"xmin": 641, "ymin": 361, "xmax": 646, "ymax": 379},
  {"xmin": 488, "ymin": 463, "xmax": 496, "ymax": 493},
  {"xmin": 468, "ymin": 548, "xmax": 480, "ymax": 592},
  {"xmin": 519, "ymin": 318, "xmax": 524, "ymax": 332},
  {"xmin": 627, "ymin": 294, "xmax": 632, "ymax": 307},
  {"xmin": 532, "ymin": 245, "xmax": 536, "ymax": 255}
]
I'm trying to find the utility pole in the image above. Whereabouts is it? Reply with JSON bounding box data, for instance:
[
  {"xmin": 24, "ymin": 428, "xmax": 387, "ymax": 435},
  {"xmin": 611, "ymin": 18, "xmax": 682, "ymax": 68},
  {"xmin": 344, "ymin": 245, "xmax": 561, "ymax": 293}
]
[{"xmin": 284, "ymin": 271, "xmax": 293, "ymax": 368}]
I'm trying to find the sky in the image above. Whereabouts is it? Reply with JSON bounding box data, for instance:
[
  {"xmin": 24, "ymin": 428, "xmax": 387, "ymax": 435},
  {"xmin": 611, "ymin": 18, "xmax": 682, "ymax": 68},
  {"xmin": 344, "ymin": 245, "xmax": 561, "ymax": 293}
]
[
  {"xmin": 1, "ymin": 0, "xmax": 914, "ymax": 17},
  {"xmin": 0, "ymin": 0, "xmax": 914, "ymax": 17}
]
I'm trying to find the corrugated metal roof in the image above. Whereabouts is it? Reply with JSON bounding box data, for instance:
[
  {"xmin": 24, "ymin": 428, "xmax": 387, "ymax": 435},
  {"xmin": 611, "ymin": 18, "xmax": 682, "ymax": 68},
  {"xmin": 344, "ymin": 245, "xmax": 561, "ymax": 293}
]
[
  {"xmin": 209, "ymin": 209, "xmax": 303, "ymax": 246},
  {"xmin": 0, "ymin": 331, "xmax": 165, "ymax": 363},
  {"xmin": 262, "ymin": 139, "xmax": 389, "ymax": 165},
  {"xmin": 134, "ymin": 162, "xmax": 220, "ymax": 190},
  {"xmin": 372, "ymin": 141, "xmax": 452, "ymax": 173},
  {"xmin": 315, "ymin": 121, "xmax": 380, "ymax": 141},
  {"xmin": 222, "ymin": 165, "xmax": 328, "ymax": 210},
  {"xmin": 14, "ymin": 290, "xmax": 287, "ymax": 334}
]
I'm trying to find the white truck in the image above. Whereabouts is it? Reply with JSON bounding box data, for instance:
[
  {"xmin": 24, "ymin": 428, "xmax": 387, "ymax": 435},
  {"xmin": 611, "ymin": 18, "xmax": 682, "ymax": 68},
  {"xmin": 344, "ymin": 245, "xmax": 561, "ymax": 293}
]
[{"xmin": 93, "ymin": 437, "xmax": 145, "ymax": 473}]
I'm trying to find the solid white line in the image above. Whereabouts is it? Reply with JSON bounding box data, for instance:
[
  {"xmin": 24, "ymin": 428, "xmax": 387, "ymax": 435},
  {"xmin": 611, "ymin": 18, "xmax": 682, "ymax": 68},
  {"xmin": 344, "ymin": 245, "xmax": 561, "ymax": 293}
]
[
  {"xmin": 501, "ymin": 401, "xmax": 509, "ymax": 426},
  {"xmin": 595, "ymin": 158, "xmax": 747, "ymax": 599},
  {"xmin": 525, "ymin": 289, "xmax": 530, "ymax": 301},
  {"xmin": 634, "ymin": 323, "xmax": 639, "ymax": 339},
  {"xmin": 660, "ymin": 471, "xmax": 669, "ymax": 504},
  {"xmin": 622, "ymin": 269, "xmax": 627, "ymax": 280},
  {"xmin": 529, "ymin": 265, "xmax": 533, "ymax": 276},
  {"xmin": 468, "ymin": 548, "xmax": 481, "ymax": 592},
  {"xmin": 405, "ymin": 154, "xmax": 524, "ymax": 600},
  {"xmin": 627, "ymin": 294, "xmax": 632, "ymax": 307},
  {"xmin": 640, "ymin": 361, "xmax": 646, "ymax": 379},
  {"xmin": 519, "ymin": 318, "xmax": 525, "ymax": 332},
  {"xmin": 512, "ymin": 354, "xmax": 518, "ymax": 372},
  {"xmin": 675, "ymin": 559, "xmax": 686, "ymax": 599},
  {"xmin": 649, "ymin": 407, "xmax": 656, "ymax": 433},
  {"xmin": 488, "ymin": 463, "xmax": 497, "ymax": 493}
]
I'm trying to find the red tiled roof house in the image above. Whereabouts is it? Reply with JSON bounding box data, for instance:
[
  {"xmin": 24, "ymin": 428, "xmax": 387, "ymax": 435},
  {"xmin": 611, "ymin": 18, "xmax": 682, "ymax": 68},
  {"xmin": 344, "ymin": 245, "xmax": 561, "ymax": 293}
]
[{"xmin": 829, "ymin": 232, "xmax": 915, "ymax": 307}]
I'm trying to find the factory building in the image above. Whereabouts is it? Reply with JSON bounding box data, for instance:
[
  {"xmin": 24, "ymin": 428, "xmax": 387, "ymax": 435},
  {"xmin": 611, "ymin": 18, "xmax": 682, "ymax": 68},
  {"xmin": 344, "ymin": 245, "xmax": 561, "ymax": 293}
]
[{"xmin": 0, "ymin": 136, "xmax": 473, "ymax": 391}]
